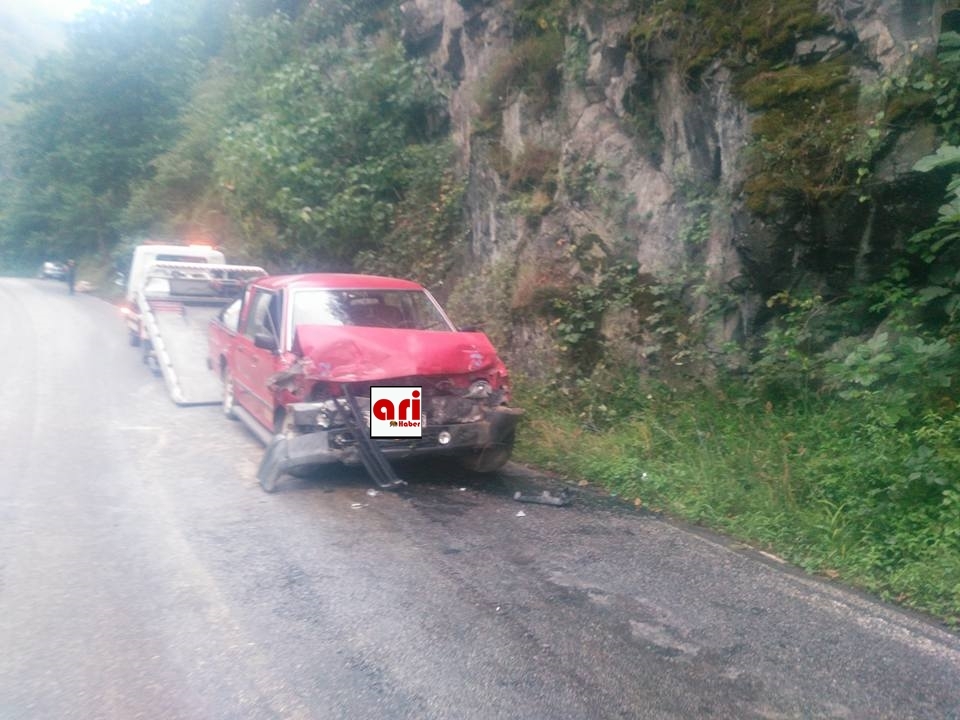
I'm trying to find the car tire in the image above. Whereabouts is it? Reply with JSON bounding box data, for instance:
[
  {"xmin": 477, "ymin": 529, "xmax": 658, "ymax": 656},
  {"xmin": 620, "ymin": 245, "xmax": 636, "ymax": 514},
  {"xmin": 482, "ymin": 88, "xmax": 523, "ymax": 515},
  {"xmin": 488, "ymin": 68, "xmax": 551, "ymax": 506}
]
[
  {"xmin": 458, "ymin": 431, "xmax": 515, "ymax": 474},
  {"xmin": 222, "ymin": 368, "xmax": 238, "ymax": 420}
]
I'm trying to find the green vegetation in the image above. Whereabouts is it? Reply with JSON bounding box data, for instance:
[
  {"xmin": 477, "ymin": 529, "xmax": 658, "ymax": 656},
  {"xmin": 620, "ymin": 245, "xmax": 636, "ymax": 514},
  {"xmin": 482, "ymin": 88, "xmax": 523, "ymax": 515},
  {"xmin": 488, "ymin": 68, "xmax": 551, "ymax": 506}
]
[
  {"xmin": 628, "ymin": 0, "xmax": 829, "ymax": 80},
  {"xmin": 0, "ymin": 0, "xmax": 462, "ymax": 283},
  {"xmin": 0, "ymin": 6, "xmax": 66, "ymax": 117},
  {"xmin": 0, "ymin": 0, "xmax": 211, "ymax": 264},
  {"xmin": 741, "ymin": 59, "xmax": 861, "ymax": 212},
  {"xmin": 628, "ymin": 0, "xmax": 861, "ymax": 215},
  {"xmin": 214, "ymin": 32, "xmax": 456, "ymax": 272}
]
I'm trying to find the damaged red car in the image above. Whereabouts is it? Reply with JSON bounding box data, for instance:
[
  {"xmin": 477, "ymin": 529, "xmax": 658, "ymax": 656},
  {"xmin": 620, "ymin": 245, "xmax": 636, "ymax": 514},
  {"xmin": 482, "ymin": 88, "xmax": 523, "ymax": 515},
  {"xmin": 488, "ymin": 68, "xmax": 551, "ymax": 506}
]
[{"xmin": 208, "ymin": 273, "xmax": 522, "ymax": 492}]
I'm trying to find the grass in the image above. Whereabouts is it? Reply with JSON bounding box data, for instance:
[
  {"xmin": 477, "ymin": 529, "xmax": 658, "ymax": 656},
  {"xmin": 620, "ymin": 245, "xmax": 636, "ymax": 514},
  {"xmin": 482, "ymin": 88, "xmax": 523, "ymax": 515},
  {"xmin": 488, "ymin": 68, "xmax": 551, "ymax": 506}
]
[{"xmin": 512, "ymin": 379, "xmax": 960, "ymax": 625}]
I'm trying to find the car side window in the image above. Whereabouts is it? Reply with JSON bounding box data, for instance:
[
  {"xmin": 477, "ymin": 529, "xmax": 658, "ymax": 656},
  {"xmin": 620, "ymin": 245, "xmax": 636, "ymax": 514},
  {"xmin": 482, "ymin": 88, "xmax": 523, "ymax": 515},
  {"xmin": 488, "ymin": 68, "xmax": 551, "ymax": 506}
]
[
  {"xmin": 221, "ymin": 299, "xmax": 241, "ymax": 333},
  {"xmin": 242, "ymin": 290, "xmax": 278, "ymax": 341}
]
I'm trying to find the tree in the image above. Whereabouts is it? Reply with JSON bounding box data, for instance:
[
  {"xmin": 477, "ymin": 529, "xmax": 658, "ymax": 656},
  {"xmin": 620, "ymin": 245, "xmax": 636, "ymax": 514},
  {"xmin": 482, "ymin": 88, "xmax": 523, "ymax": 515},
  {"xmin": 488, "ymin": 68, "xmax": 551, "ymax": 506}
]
[
  {"xmin": 0, "ymin": 0, "xmax": 221, "ymax": 264},
  {"xmin": 213, "ymin": 27, "xmax": 453, "ymax": 270}
]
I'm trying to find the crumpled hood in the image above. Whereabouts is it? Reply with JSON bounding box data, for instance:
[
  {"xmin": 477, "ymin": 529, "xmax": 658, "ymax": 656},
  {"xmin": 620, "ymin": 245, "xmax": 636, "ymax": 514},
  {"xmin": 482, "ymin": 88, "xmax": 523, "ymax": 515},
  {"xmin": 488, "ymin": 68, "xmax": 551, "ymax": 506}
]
[{"xmin": 294, "ymin": 325, "xmax": 502, "ymax": 382}]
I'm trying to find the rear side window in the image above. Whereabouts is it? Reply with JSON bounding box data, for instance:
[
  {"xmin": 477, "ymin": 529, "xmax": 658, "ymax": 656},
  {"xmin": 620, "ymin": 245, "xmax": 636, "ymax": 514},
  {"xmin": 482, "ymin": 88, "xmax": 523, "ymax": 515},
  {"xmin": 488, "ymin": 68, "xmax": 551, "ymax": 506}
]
[{"xmin": 220, "ymin": 299, "xmax": 241, "ymax": 333}]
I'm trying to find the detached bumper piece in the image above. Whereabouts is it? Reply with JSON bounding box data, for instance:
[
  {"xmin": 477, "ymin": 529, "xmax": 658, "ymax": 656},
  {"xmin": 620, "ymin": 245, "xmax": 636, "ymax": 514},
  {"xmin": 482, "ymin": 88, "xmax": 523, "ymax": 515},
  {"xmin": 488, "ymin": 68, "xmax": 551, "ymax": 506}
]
[
  {"xmin": 256, "ymin": 430, "xmax": 345, "ymax": 493},
  {"xmin": 256, "ymin": 385, "xmax": 406, "ymax": 493},
  {"xmin": 513, "ymin": 489, "xmax": 571, "ymax": 507}
]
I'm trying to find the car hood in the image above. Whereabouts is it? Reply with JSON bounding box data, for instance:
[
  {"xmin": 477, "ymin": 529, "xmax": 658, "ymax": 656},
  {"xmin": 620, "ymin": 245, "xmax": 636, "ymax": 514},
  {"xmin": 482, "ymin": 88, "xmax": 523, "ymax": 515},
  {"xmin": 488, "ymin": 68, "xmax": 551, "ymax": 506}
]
[{"xmin": 294, "ymin": 325, "xmax": 503, "ymax": 382}]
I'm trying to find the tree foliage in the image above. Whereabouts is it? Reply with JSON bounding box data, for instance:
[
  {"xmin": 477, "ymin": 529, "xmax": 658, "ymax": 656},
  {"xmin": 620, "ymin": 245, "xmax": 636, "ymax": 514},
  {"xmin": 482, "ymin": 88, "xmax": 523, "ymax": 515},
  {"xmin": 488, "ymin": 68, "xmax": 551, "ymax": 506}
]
[
  {"xmin": 0, "ymin": 0, "xmax": 218, "ymax": 263},
  {"xmin": 0, "ymin": 0, "xmax": 462, "ymax": 280},
  {"xmin": 213, "ymin": 26, "xmax": 453, "ymax": 270}
]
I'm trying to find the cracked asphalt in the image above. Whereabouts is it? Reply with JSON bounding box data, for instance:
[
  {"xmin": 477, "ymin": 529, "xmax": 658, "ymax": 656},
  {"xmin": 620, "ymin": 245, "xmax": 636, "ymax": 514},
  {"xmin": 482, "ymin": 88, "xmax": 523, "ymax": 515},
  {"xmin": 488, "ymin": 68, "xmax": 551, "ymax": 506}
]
[{"xmin": 1, "ymin": 277, "xmax": 959, "ymax": 719}]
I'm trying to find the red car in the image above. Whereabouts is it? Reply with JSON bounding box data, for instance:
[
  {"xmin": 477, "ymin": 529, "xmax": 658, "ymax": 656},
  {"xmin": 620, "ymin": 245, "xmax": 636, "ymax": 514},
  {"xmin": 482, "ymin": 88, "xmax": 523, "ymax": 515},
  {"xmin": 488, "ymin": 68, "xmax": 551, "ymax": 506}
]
[{"xmin": 209, "ymin": 273, "xmax": 521, "ymax": 491}]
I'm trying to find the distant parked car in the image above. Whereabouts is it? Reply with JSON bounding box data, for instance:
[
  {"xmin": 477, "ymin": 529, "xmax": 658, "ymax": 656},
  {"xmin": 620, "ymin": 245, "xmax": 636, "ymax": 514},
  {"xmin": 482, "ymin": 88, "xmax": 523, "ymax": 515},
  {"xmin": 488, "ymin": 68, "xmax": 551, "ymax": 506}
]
[{"xmin": 40, "ymin": 261, "xmax": 67, "ymax": 280}]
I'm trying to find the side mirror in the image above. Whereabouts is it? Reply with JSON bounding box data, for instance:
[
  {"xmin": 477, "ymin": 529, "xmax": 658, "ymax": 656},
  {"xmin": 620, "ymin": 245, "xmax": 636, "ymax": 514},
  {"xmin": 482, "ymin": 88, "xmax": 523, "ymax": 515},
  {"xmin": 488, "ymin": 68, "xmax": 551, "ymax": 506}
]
[{"xmin": 254, "ymin": 332, "xmax": 278, "ymax": 353}]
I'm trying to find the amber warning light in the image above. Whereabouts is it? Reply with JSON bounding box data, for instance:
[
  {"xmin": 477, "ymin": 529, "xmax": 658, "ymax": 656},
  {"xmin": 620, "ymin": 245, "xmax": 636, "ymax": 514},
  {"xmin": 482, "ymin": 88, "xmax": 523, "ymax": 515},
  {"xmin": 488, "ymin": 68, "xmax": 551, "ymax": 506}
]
[{"xmin": 369, "ymin": 386, "xmax": 423, "ymax": 438}]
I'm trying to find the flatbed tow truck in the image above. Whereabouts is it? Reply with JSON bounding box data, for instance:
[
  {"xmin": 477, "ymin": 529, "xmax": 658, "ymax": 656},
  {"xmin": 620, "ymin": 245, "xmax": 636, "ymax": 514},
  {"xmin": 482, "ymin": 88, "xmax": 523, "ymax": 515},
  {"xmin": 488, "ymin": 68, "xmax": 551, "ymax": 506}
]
[{"xmin": 122, "ymin": 245, "xmax": 265, "ymax": 405}]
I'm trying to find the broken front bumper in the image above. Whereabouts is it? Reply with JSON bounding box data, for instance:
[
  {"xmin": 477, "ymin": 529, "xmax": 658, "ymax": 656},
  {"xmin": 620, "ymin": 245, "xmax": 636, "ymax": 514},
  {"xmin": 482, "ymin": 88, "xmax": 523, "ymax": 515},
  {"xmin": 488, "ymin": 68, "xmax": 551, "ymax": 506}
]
[{"xmin": 256, "ymin": 405, "xmax": 522, "ymax": 488}]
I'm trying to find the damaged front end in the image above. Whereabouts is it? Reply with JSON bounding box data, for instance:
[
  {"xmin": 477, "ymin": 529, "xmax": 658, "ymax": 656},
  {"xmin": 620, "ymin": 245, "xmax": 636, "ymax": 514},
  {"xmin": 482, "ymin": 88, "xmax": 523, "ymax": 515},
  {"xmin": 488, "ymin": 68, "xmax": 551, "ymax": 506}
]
[{"xmin": 257, "ymin": 372, "xmax": 522, "ymax": 493}]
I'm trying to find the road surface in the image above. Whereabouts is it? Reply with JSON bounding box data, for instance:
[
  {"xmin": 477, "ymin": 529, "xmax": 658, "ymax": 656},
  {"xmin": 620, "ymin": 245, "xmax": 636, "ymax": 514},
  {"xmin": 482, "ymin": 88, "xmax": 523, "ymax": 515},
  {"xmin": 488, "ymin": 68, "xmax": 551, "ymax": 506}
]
[{"xmin": 1, "ymin": 277, "xmax": 958, "ymax": 719}]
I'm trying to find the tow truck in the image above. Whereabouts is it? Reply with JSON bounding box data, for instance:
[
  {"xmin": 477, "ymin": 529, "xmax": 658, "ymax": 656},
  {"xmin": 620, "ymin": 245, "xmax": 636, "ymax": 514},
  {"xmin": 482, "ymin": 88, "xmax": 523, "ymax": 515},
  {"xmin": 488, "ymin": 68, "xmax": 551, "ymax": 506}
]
[{"xmin": 122, "ymin": 243, "xmax": 265, "ymax": 405}]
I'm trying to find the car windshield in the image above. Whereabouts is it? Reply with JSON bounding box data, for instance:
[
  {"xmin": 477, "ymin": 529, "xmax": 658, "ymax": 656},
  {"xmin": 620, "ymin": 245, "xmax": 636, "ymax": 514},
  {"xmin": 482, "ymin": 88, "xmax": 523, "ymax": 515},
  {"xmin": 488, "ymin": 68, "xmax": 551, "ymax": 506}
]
[{"xmin": 292, "ymin": 289, "xmax": 453, "ymax": 331}]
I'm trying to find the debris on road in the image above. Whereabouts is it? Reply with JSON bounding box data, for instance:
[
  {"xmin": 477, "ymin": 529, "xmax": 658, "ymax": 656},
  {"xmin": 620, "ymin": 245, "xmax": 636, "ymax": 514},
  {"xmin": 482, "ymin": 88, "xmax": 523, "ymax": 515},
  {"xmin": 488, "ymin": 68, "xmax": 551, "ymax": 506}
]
[
  {"xmin": 366, "ymin": 489, "xmax": 380, "ymax": 497},
  {"xmin": 515, "ymin": 510, "xmax": 526, "ymax": 517},
  {"xmin": 350, "ymin": 502, "xmax": 368, "ymax": 510},
  {"xmin": 513, "ymin": 489, "xmax": 571, "ymax": 507}
]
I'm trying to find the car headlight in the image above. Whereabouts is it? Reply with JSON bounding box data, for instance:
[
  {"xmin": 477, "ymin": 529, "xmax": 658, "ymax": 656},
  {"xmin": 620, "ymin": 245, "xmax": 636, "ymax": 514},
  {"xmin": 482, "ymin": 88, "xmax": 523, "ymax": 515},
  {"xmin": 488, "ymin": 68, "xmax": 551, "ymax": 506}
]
[{"xmin": 465, "ymin": 380, "xmax": 493, "ymax": 399}]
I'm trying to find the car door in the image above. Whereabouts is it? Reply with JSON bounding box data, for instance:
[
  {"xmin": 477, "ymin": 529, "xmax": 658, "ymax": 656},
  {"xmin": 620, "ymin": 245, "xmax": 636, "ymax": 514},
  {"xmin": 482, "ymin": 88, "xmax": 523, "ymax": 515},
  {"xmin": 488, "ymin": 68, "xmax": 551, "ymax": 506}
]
[{"xmin": 234, "ymin": 288, "xmax": 284, "ymax": 431}]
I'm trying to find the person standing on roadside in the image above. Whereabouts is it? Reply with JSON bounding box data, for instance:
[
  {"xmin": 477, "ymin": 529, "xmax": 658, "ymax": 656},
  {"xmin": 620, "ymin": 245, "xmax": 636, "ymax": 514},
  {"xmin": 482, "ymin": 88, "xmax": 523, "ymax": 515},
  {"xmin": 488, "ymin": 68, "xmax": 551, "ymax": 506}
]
[{"xmin": 66, "ymin": 259, "xmax": 76, "ymax": 295}]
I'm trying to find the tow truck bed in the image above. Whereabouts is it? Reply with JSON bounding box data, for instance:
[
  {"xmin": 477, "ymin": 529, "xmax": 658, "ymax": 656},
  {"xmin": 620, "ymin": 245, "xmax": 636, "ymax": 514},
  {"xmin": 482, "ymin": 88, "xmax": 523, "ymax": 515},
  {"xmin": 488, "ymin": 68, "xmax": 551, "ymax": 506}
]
[
  {"xmin": 149, "ymin": 302, "xmax": 228, "ymax": 404},
  {"xmin": 135, "ymin": 261, "xmax": 266, "ymax": 405}
]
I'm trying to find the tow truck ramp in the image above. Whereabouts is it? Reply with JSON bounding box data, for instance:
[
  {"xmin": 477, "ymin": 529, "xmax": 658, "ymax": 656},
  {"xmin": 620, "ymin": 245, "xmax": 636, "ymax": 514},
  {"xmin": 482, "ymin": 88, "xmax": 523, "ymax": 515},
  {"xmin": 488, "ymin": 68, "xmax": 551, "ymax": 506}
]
[{"xmin": 135, "ymin": 261, "xmax": 266, "ymax": 405}]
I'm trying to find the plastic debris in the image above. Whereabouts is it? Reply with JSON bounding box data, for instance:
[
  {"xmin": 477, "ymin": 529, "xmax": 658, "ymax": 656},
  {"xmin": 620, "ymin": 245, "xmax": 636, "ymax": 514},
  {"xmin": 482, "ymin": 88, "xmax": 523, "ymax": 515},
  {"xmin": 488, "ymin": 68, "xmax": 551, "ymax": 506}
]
[
  {"xmin": 513, "ymin": 489, "xmax": 571, "ymax": 507},
  {"xmin": 458, "ymin": 487, "xmax": 467, "ymax": 492},
  {"xmin": 350, "ymin": 502, "xmax": 367, "ymax": 510},
  {"xmin": 515, "ymin": 510, "xmax": 526, "ymax": 517},
  {"xmin": 366, "ymin": 488, "xmax": 380, "ymax": 497}
]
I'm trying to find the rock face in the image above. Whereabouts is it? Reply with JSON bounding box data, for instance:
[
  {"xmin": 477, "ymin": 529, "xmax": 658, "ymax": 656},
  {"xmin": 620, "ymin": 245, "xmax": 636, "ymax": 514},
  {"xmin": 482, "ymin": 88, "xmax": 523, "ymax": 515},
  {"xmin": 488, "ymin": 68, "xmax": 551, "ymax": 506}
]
[{"xmin": 399, "ymin": 0, "xmax": 950, "ymax": 374}]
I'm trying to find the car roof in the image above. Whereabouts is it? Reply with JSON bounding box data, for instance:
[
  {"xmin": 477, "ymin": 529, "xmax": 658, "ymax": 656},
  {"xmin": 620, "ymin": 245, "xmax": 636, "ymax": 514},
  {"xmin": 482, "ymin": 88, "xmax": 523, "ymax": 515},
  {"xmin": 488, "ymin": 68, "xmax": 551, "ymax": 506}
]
[{"xmin": 253, "ymin": 273, "xmax": 426, "ymax": 292}]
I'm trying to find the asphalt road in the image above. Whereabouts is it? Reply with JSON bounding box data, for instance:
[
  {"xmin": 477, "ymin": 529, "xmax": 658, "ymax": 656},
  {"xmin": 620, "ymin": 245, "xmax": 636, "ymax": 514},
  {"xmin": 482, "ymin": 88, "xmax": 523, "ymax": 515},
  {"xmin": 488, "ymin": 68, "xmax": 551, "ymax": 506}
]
[{"xmin": 1, "ymin": 276, "xmax": 959, "ymax": 720}]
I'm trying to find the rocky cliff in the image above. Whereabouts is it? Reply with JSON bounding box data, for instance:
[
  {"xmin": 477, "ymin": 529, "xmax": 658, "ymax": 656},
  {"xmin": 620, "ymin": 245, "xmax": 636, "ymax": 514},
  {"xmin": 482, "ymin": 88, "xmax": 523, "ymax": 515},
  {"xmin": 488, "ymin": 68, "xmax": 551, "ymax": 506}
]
[{"xmin": 399, "ymin": 0, "xmax": 956, "ymax": 376}]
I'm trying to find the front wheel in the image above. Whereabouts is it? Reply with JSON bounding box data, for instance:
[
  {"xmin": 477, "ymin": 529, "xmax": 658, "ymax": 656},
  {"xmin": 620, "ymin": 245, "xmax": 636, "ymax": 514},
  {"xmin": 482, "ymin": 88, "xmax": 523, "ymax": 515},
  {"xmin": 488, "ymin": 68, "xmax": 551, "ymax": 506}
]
[
  {"xmin": 222, "ymin": 368, "xmax": 238, "ymax": 420},
  {"xmin": 458, "ymin": 432, "xmax": 515, "ymax": 474}
]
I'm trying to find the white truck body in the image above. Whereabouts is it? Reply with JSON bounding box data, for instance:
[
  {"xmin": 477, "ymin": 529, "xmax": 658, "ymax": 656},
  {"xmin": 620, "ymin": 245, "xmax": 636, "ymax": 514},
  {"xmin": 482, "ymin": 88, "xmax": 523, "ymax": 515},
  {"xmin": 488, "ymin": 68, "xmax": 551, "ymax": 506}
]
[{"xmin": 124, "ymin": 244, "xmax": 226, "ymax": 306}]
